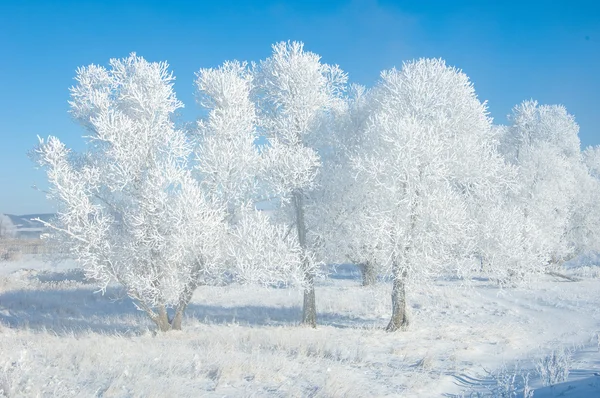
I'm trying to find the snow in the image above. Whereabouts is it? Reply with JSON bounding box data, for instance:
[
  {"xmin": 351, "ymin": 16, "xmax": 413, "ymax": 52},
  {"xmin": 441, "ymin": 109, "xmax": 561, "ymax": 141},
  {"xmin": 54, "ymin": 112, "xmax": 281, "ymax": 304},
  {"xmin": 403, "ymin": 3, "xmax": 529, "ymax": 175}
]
[
  {"xmin": 534, "ymin": 374, "xmax": 600, "ymax": 398},
  {"xmin": 1, "ymin": 256, "xmax": 599, "ymax": 397}
]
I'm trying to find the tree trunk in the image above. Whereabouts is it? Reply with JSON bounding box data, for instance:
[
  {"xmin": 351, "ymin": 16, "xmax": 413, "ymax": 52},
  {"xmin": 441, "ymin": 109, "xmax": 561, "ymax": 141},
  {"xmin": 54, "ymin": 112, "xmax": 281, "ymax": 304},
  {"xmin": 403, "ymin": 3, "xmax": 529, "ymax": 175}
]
[
  {"xmin": 170, "ymin": 300, "xmax": 188, "ymax": 331},
  {"xmin": 385, "ymin": 178, "xmax": 416, "ymax": 332},
  {"xmin": 293, "ymin": 190, "xmax": 317, "ymax": 328},
  {"xmin": 171, "ymin": 309, "xmax": 184, "ymax": 330},
  {"xmin": 151, "ymin": 303, "xmax": 187, "ymax": 332},
  {"xmin": 155, "ymin": 305, "xmax": 172, "ymax": 332},
  {"xmin": 170, "ymin": 275, "xmax": 198, "ymax": 330},
  {"xmin": 302, "ymin": 274, "xmax": 317, "ymax": 327},
  {"xmin": 359, "ymin": 262, "xmax": 377, "ymax": 286},
  {"xmin": 386, "ymin": 267, "xmax": 409, "ymax": 332},
  {"xmin": 144, "ymin": 275, "xmax": 199, "ymax": 332}
]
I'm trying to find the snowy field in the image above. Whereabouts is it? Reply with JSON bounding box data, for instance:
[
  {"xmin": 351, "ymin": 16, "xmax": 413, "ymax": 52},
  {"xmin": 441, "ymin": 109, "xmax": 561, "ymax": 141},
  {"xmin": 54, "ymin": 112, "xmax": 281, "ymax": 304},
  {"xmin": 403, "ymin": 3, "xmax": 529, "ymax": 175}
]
[{"xmin": 1, "ymin": 256, "xmax": 600, "ymax": 397}]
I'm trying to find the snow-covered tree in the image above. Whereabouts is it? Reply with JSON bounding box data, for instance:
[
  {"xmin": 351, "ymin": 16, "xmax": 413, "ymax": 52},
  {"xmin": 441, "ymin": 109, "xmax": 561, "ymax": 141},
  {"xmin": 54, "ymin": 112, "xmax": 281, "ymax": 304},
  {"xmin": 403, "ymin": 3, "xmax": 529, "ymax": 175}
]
[
  {"xmin": 449, "ymin": 123, "xmax": 542, "ymax": 286},
  {"xmin": 353, "ymin": 59, "xmax": 515, "ymax": 331},
  {"xmin": 584, "ymin": 145, "xmax": 600, "ymax": 178},
  {"xmin": 467, "ymin": 178, "xmax": 545, "ymax": 285},
  {"xmin": 193, "ymin": 61, "xmax": 262, "ymax": 215},
  {"xmin": 34, "ymin": 54, "xmax": 307, "ymax": 332},
  {"xmin": 311, "ymin": 84, "xmax": 380, "ymax": 286},
  {"xmin": 567, "ymin": 145, "xmax": 600, "ymax": 254},
  {"xmin": 254, "ymin": 41, "xmax": 348, "ymax": 327},
  {"xmin": 501, "ymin": 101, "xmax": 582, "ymax": 267},
  {"xmin": 192, "ymin": 60, "xmax": 304, "ymax": 287},
  {"xmin": 33, "ymin": 54, "xmax": 231, "ymax": 332}
]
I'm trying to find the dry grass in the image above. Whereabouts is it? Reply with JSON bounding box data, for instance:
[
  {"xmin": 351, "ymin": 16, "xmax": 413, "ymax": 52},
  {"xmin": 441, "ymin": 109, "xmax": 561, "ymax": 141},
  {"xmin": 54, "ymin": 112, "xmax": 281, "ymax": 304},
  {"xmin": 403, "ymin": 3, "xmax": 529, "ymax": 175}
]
[
  {"xmin": 0, "ymin": 248, "xmax": 21, "ymax": 262},
  {"xmin": 0, "ymin": 240, "xmax": 53, "ymax": 260},
  {"xmin": 0, "ymin": 261, "xmax": 600, "ymax": 397},
  {"xmin": 0, "ymin": 325, "xmax": 387, "ymax": 397}
]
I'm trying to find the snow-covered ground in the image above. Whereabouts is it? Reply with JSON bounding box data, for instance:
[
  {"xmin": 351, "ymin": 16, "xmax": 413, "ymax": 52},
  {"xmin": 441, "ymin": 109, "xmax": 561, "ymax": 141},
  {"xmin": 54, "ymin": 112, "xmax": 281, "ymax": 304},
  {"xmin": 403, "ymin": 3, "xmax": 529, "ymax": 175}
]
[{"xmin": 1, "ymin": 256, "xmax": 599, "ymax": 397}]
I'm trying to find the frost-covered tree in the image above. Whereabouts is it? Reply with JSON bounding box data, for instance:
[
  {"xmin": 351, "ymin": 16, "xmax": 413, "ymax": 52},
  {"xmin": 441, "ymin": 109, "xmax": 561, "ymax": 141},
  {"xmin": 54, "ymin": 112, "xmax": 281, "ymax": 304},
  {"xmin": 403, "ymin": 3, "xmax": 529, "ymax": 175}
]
[
  {"xmin": 354, "ymin": 59, "xmax": 514, "ymax": 331},
  {"xmin": 192, "ymin": 60, "xmax": 304, "ymax": 286},
  {"xmin": 193, "ymin": 61, "xmax": 262, "ymax": 215},
  {"xmin": 254, "ymin": 42, "xmax": 347, "ymax": 327},
  {"xmin": 33, "ymin": 54, "xmax": 232, "ymax": 332},
  {"xmin": 311, "ymin": 84, "xmax": 380, "ymax": 286},
  {"xmin": 34, "ymin": 54, "xmax": 306, "ymax": 332},
  {"xmin": 451, "ymin": 123, "xmax": 542, "ymax": 286},
  {"xmin": 567, "ymin": 145, "xmax": 600, "ymax": 254},
  {"xmin": 467, "ymin": 175, "xmax": 545, "ymax": 285},
  {"xmin": 584, "ymin": 145, "xmax": 600, "ymax": 178},
  {"xmin": 501, "ymin": 101, "xmax": 582, "ymax": 267}
]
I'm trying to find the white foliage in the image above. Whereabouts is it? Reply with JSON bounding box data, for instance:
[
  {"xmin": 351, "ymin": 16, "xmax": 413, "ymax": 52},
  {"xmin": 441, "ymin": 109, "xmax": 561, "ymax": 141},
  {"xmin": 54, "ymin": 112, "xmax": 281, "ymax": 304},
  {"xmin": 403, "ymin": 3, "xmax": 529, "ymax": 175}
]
[
  {"xmin": 33, "ymin": 54, "xmax": 229, "ymax": 318},
  {"xmin": 256, "ymin": 41, "xmax": 347, "ymax": 145},
  {"xmin": 535, "ymin": 348, "xmax": 572, "ymax": 387},
  {"xmin": 253, "ymin": 42, "xmax": 348, "ymax": 290},
  {"xmin": 256, "ymin": 41, "xmax": 347, "ymax": 197},
  {"xmin": 504, "ymin": 101, "xmax": 581, "ymax": 162},
  {"xmin": 472, "ymin": 198, "xmax": 546, "ymax": 284},
  {"xmin": 501, "ymin": 101, "xmax": 582, "ymax": 266},
  {"xmin": 260, "ymin": 138, "xmax": 321, "ymax": 197},
  {"xmin": 312, "ymin": 84, "xmax": 379, "ymax": 266},
  {"xmin": 29, "ymin": 44, "xmax": 600, "ymax": 334},
  {"xmin": 193, "ymin": 59, "xmax": 308, "ymax": 288},
  {"xmin": 353, "ymin": 58, "xmax": 510, "ymax": 282},
  {"xmin": 194, "ymin": 61, "xmax": 262, "ymax": 213},
  {"xmin": 583, "ymin": 145, "xmax": 600, "ymax": 178},
  {"xmin": 568, "ymin": 145, "xmax": 600, "ymax": 253},
  {"xmin": 227, "ymin": 207, "xmax": 308, "ymax": 287}
]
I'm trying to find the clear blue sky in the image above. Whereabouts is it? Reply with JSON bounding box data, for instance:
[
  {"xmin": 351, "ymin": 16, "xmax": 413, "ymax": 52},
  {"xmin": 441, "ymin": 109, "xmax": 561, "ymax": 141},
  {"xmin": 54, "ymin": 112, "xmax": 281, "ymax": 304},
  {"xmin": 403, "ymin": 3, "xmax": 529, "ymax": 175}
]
[{"xmin": 1, "ymin": 0, "xmax": 598, "ymax": 214}]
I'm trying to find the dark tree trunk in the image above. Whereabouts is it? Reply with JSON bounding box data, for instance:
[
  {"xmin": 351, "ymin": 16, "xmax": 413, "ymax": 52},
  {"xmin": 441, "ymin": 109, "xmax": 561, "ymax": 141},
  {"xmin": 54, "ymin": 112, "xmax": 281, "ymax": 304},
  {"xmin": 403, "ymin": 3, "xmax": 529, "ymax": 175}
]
[
  {"xmin": 145, "ymin": 275, "xmax": 198, "ymax": 332},
  {"xmin": 151, "ymin": 304, "xmax": 186, "ymax": 332},
  {"xmin": 170, "ymin": 302, "xmax": 187, "ymax": 331},
  {"xmin": 386, "ymin": 267, "xmax": 409, "ymax": 332},
  {"xmin": 170, "ymin": 276, "xmax": 197, "ymax": 330},
  {"xmin": 170, "ymin": 311, "xmax": 184, "ymax": 330},
  {"xmin": 294, "ymin": 190, "xmax": 317, "ymax": 328},
  {"xmin": 359, "ymin": 262, "xmax": 377, "ymax": 286},
  {"xmin": 385, "ymin": 177, "xmax": 417, "ymax": 332},
  {"xmin": 155, "ymin": 305, "xmax": 172, "ymax": 332},
  {"xmin": 302, "ymin": 274, "xmax": 317, "ymax": 327}
]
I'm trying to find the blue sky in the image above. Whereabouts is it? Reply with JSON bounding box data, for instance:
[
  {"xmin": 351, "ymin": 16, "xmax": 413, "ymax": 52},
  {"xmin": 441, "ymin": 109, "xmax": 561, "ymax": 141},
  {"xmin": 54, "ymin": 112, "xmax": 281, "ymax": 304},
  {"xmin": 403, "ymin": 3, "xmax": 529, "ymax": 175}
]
[{"xmin": 0, "ymin": 0, "xmax": 598, "ymax": 214}]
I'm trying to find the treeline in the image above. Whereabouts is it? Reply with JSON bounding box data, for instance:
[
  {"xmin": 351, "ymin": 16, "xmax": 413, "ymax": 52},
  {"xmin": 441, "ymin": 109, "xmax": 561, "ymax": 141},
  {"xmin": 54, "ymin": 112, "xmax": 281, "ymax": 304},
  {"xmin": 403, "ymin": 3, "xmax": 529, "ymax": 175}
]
[{"xmin": 33, "ymin": 42, "xmax": 600, "ymax": 332}]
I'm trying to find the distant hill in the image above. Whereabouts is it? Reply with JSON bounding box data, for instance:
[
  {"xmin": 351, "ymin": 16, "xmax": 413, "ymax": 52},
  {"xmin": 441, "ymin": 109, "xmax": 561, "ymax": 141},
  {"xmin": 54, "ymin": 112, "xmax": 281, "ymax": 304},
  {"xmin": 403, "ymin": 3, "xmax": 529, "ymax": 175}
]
[{"xmin": 2, "ymin": 213, "xmax": 55, "ymax": 239}]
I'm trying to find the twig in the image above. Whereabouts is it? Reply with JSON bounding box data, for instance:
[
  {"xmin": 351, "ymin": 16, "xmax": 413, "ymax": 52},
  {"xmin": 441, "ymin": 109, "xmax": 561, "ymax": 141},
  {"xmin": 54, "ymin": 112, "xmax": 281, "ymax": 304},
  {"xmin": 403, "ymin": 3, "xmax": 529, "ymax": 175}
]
[
  {"xmin": 545, "ymin": 271, "xmax": 581, "ymax": 282},
  {"xmin": 33, "ymin": 218, "xmax": 89, "ymax": 243}
]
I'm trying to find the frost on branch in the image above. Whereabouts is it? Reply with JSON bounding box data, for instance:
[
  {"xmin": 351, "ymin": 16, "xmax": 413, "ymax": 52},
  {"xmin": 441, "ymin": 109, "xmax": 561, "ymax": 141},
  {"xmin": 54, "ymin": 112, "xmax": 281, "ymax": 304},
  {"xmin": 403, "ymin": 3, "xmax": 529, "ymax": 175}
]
[
  {"xmin": 567, "ymin": 145, "xmax": 600, "ymax": 254},
  {"xmin": 500, "ymin": 101, "xmax": 582, "ymax": 268},
  {"xmin": 227, "ymin": 207, "xmax": 312, "ymax": 288},
  {"xmin": 256, "ymin": 41, "xmax": 347, "ymax": 147},
  {"xmin": 33, "ymin": 54, "xmax": 229, "ymax": 331},
  {"xmin": 0, "ymin": 214, "xmax": 17, "ymax": 240},
  {"xmin": 584, "ymin": 145, "xmax": 600, "ymax": 178},
  {"xmin": 353, "ymin": 59, "xmax": 517, "ymax": 330},
  {"xmin": 261, "ymin": 139, "xmax": 321, "ymax": 196},
  {"xmin": 194, "ymin": 61, "xmax": 262, "ymax": 214},
  {"xmin": 192, "ymin": 59, "xmax": 308, "ymax": 289},
  {"xmin": 253, "ymin": 41, "xmax": 348, "ymax": 327},
  {"xmin": 309, "ymin": 84, "xmax": 382, "ymax": 285}
]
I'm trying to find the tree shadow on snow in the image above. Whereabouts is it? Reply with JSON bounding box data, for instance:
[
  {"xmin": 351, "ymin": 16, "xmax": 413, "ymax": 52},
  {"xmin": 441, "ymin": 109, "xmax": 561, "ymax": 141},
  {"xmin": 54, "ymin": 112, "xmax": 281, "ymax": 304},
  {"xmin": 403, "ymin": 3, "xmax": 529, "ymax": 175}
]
[
  {"xmin": 326, "ymin": 263, "xmax": 362, "ymax": 281},
  {"xmin": 0, "ymin": 286, "xmax": 147, "ymax": 335},
  {"xmin": 32, "ymin": 268, "xmax": 88, "ymax": 283},
  {"xmin": 0, "ymin": 285, "xmax": 380, "ymax": 335},
  {"xmin": 185, "ymin": 304, "xmax": 379, "ymax": 329}
]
